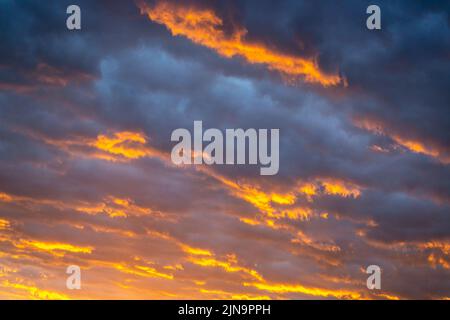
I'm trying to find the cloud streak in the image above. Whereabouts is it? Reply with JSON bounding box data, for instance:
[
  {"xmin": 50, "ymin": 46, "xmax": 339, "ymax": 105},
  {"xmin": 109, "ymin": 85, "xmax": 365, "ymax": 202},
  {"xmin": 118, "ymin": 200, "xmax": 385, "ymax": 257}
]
[
  {"xmin": 138, "ymin": 0, "xmax": 343, "ymax": 86},
  {"xmin": 0, "ymin": 0, "xmax": 449, "ymax": 300}
]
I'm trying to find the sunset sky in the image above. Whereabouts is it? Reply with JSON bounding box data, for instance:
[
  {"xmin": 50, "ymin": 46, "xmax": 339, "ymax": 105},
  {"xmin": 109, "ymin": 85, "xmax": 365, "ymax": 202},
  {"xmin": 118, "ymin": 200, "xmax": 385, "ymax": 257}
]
[{"xmin": 0, "ymin": 0, "xmax": 449, "ymax": 299}]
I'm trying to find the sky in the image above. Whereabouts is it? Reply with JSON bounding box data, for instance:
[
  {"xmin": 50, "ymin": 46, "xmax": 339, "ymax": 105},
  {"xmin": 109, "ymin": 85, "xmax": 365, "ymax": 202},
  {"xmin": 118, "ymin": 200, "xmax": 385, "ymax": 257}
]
[{"xmin": 0, "ymin": 0, "xmax": 449, "ymax": 300}]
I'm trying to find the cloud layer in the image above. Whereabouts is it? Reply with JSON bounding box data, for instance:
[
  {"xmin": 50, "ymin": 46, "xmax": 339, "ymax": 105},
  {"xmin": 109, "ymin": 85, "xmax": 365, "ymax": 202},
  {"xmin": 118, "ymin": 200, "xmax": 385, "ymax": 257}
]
[{"xmin": 0, "ymin": 0, "xmax": 449, "ymax": 299}]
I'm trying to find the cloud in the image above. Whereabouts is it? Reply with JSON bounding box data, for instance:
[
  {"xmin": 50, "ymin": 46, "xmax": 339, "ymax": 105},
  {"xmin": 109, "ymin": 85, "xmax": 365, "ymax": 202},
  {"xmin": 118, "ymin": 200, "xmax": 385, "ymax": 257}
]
[{"xmin": 137, "ymin": 1, "xmax": 343, "ymax": 86}]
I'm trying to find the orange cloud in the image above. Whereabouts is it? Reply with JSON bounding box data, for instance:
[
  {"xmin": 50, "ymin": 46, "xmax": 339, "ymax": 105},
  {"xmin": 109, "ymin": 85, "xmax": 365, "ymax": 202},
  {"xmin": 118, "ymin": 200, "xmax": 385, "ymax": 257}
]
[
  {"xmin": 354, "ymin": 117, "xmax": 449, "ymax": 164},
  {"xmin": 113, "ymin": 263, "xmax": 174, "ymax": 280},
  {"xmin": 0, "ymin": 218, "xmax": 10, "ymax": 230},
  {"xmin": 198, "ymin": 288, "xmax": 270, "ymax": 300},
  {"xmin": 428, "ymin": 253, "xmax": 450, "ymax": 270},
  {"xmin": 291, "ymin": 231, "xmax": 341, "ymax": 252},
  {"xmin": 208, "ymin": 170, "xmax": 360, "ymax": 225},
  {"xmin": 299, "ymin": 183, "xmax": 317, "ymax": 200},
  {"xmin": 0, "ymin": 189, "xmax": 160, "ymax": 220},
  {"xmin": 180, "ymin": 244, "xmax": 213, "ymax": 256},
  {"xmin": 239, "ymin": 217, "xmax": 261, "ymax": 226},
  {"xmin": 25, "ymin": 128, "xmax": 167, "ymax": 163},
  {"xmin": 391, "ymin": 135, "xmax": 442, "ymax": 159},
  {"xmin": 138, "ymin": 1, "xmax": 342, "ymax": 86},
  {"xmin": 76, "ymin": 196, "xmax": 160, "ymax": 218},
  {"xmin": 0, "ymin": 63, "xmax": 94, "ymax": 94},
  {"xmin": 187, "ymin": 254, "xmax": 264, "ymax": 282},
  {"xmin": 33, "ymin": 63, "xmax": 93, "ymax": 87},
  {"xmin": 0, "ymin": 192, "xmax": 14, "ymax": 202},
  {"xmin": 208, "ymin": 171, "xmax": 313, "ymax": 222}
]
